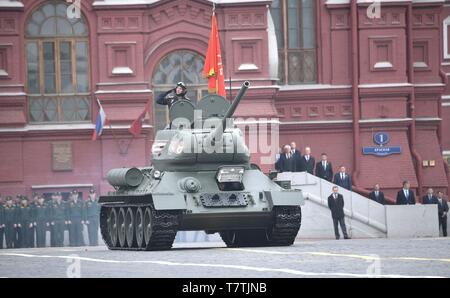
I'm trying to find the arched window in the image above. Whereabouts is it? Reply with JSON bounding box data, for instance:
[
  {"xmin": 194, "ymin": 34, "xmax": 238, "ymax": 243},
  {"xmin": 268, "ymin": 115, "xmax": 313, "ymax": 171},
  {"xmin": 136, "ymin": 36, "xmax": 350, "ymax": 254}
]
[
  {"xmin": 271, "ymin": 0, "xmax": 316, "ymax": 84},
  {"xmin": 26, "ymin": 1, "xmax": 90, "ymax": 123},
  {"xmin": 152, "ymin": 50, "xmax": 207, "ymax": 131}
]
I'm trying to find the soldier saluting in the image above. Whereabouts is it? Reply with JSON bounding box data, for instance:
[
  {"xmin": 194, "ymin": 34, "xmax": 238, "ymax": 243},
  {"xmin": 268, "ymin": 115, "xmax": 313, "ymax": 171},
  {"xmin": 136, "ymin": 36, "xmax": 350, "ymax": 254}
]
[
  {"xmin": 156, "ymin": 82, "xmax": 190, "ymax": 108},
  {"xmin": 85, "ymin": 188, "xmax": 100, "ymax": 246}
]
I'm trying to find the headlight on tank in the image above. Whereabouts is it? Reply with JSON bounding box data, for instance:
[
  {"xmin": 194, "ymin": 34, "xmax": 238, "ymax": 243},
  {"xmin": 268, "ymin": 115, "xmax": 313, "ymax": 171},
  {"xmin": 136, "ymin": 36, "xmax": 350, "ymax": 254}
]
[
  {"xmin": 153, "ymin": 170, "xmax": 162, "ymax": 179},
  {"xmin": 216, "ymin": 166, "xmax": 245, "ymax": 183}
]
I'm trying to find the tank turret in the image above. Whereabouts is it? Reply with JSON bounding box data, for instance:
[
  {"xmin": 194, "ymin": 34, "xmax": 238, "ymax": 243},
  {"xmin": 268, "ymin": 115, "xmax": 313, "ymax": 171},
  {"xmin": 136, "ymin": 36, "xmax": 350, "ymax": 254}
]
[{"xmin": 99, "ymin": 80, "xmax": 304, "ymax": 251}]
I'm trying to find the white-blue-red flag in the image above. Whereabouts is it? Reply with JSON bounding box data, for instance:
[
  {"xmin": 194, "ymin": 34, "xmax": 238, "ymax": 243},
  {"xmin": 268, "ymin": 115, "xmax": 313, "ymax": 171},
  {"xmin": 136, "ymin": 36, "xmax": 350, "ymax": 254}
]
[{"xmin": 92, "ymin": 98, "xmax": 107, "ymax": 141}]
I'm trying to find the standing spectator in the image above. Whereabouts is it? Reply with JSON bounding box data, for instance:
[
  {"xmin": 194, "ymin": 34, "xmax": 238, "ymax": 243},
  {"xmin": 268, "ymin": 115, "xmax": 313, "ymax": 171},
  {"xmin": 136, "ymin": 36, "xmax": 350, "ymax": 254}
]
[
  {"xmin": 50, "ymin": 192, "xmax": 66, "ymax": 247},
  {"xmin": 396, "ymin": 181, "xmax": 416, "ymax": 205},
  {"xmin": 315, "ymin": 153, "xmax": 333, "ymax": 182},
  {"xmin": 34, "ymin": 195, "xmax": 49, "ymax": 248},
  {"xmin": 422, "ymin": 188, "xmax": 437, "ymax": 205},
  {"xmin": 4, "ymin": 196, "xmax": 17, "ymax": 248},
  {"xmin": 85, "ymin": 189, "xmax": 100, "ymax": 246},
  {"xmin": 327, "ymin": 186, "xmax": 350, "ymax": 240},
  {"xmin": 0, "ymin": 194, "xmax": 4, "ymax": 249},
  {"xmin": 333, "ymin": 166, "xmax": 352, "ymax": 191},
  {"xmin": 369, "ymin": 184, "xmax": 385, "ymax": 205},
  {"xmin": 298, "ymin": 147, "xmax": 315, "ymax": 174},
  {"xmin": 290, "ymin": 142, "xmax": 301, "ymax": 171},
  {"xmin": 436, "ymin": 191, "xmax": 448, "ymax": 237},
  {"xmin": 67, "ymin": 190, "xmax": 85, "ymax": 247},
  {"xmin": 276, "ymin": 145, "xmax": 296, "ymax": 173}
]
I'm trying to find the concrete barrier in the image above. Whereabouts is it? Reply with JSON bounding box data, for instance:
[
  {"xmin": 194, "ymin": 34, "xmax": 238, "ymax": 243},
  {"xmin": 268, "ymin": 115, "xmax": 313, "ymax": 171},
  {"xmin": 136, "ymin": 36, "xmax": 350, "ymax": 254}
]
[
  {"xmin": 278, "ymin": 172, "xmax": 442, "ymax": 239},
  {"xmin": 386, "ymin": 205, "xmax": 439, "ymax": 238}
]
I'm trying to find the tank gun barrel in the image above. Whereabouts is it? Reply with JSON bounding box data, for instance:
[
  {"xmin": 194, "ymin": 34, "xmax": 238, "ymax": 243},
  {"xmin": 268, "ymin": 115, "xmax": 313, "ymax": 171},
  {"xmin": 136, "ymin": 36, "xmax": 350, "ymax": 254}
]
[{"xmin": 206, "ymin": 81, "xmax": 250, "ymax": 146}]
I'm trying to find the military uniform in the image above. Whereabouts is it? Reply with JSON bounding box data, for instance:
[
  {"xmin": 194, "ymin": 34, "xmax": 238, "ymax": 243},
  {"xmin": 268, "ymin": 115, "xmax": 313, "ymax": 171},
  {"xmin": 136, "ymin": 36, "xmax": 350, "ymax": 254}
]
[
  {"xmin": 156, "ymin": 82, "xmax": 190, "ymax": 108},
  {"xmin": 85, "ymin": 190, "xmax": 100, "ymax": 246},
  {"xmin": 0, "ymin": 202, "xmax": 4, "ymax": 249},
  {"xmin": 34, "ymin": 200, "xmax": 49, "ymax": 247},
  {"xmin": 67, "ymin": 191, "xmax": 85, "ymax": 247},
  {"xmin": 50, "ymin": 196, "xmax": 67, "ymax": 247},
  {"xmin": 17, "ymin": 200, "xmax": 34, "ymax": 248},
  {"xmin": 4, "ymin": 198, "xmax": 17, "ymax": 248}
]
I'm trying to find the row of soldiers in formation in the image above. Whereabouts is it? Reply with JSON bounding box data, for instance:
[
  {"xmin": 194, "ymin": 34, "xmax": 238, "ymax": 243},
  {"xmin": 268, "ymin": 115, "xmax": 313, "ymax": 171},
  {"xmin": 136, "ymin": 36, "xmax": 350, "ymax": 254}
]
[{"xmin": 0, "ymin": 189, "xmax": 100, "ymax": 249}]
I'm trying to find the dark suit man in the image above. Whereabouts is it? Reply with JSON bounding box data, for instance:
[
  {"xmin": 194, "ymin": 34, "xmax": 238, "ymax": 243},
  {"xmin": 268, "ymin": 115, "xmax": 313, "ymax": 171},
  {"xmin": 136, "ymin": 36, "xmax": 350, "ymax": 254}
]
[
  {"xmin": 436, "ymin": 191, "xmax": 448, "ymax": 237},
  {"xmin": 396, "ymin": 181, "xmax": 416, "ymax": 205},
  {"xmin": 276, "ymin": 145, "xmax": 296, "ymax": 173},
  {"xmin": 290, "ymin": 142, "xmax": 301, "ymax": 172},
  {"xmin": 298, "ymin": 147, "xmax": 315, "ymax": 174},
  {"xmin": 327, "ymin": 186, "xmax": 349, "ymax": 240},
  {"xmin": 422, "ymin": 188, "xmax": 437, "ymax": 205},
  {"xmin": 368, "ymin": 184, "xmax": 385, "ymax": 205},
  {"xmin": 333, "ymin": 166, "xmax": 352, "ymax": 191},
  {"xmin": 315, "ymin": 153, "xmax": 333, "ymax": 182}
]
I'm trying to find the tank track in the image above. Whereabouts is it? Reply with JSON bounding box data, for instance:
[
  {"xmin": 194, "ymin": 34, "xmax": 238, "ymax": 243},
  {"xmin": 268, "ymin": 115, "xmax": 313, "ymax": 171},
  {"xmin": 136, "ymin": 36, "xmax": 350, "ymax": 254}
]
[
  {"xmin": 100, "ymin": 204, "xmax": 180, "ymax": 251},
  {"xmin": 220, "ymin": 206, "xmax": 302, "ymax": 247}
]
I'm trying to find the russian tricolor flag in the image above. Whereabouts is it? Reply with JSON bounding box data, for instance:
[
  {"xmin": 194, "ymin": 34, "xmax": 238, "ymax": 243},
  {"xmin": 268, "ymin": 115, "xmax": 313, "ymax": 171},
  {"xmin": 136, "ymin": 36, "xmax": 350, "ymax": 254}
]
[{"xmin": 92, "ymin": 98, "xmax": 107, "ymax": 141}]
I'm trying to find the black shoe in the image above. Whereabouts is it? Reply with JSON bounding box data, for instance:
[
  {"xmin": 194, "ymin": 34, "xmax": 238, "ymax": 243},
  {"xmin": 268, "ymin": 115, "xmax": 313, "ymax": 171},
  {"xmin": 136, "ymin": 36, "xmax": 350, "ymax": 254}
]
[
  {"xmin": 335, "ymin": 236, "xmax": 340, "ymax": 240},
  {"xmin": 344, "ymin": 236, "xmax": 351, "ymax": 239}
]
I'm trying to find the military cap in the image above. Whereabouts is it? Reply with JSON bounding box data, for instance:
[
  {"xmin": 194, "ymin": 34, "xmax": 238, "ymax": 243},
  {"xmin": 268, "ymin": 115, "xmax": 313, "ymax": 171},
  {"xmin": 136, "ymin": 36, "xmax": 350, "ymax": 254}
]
[
  {"xmin": 89, "ymin": 188, "xmax": 96, "ymax": 194},
  {"xmin": 6, "ymin": 195, "xmax": 12, "ymax": 201},
  {"xmin": 72, "ymin": 189, "xmax": 78, "ymax": 194},
  {"xmin": 16, "ymin": 194, "xmax": 22, "ymax": 199},
  {"xmin": 21, "ymin": 195, "xmax": 28, "ymax": 201}
]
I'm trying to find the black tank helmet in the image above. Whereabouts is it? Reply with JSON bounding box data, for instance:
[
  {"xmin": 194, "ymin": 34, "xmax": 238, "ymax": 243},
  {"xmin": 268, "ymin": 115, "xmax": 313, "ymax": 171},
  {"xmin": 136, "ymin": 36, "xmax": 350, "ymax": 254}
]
[{"xmin": 176, "ymin": 81, "xmax": 187, "ymax": 96}]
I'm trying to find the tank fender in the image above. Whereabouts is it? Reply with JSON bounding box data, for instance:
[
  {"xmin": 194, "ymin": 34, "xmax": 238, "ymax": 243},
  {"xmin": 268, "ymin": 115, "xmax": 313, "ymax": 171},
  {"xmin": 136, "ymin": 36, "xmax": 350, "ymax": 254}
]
[
  {"xmin": 151, "ymin": 192, "xmax": 187, "ymax": 210},
  {"xmin": 264, "ymin": 189, "xmax": 304, "ymax": 207}
]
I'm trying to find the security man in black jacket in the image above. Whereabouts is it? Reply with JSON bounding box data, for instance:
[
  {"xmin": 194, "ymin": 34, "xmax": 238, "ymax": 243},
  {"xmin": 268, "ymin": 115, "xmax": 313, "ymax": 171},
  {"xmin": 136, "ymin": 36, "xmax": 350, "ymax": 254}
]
[{"xmin": 327, "ymin": 186, "xmax": 350, "ymax": 240}]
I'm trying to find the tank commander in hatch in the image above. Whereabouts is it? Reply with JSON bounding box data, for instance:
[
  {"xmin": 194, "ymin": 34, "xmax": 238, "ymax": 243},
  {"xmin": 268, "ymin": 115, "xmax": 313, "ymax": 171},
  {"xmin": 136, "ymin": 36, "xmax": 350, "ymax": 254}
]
[{"xmin": 156, "ymin": 81, "xmax": 190, "ymax": 108}]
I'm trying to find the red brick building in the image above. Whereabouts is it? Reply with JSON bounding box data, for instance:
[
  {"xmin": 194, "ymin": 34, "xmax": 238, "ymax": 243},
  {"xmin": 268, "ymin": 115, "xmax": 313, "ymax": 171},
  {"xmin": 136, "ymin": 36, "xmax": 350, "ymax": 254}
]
[{"xmin": 0, "ymin": 0, "xmax": 449, "ymax": 202}]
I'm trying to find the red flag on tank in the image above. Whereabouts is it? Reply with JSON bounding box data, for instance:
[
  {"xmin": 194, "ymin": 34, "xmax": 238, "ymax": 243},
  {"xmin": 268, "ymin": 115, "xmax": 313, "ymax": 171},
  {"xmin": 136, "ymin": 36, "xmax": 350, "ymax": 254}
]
[
  {"xmin": 129, "ymin": 105, "xmax": 148, "ymax": 137},
  {"xmin": 203, "ymin": 12, "xmax": 226, "ymax": 96}
]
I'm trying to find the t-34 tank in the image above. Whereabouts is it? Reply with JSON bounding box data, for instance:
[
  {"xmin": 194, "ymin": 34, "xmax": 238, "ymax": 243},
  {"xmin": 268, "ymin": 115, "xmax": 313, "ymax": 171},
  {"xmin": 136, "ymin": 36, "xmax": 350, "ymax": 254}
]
[{"xmin": 99, "ymin": 81, "xmax": 304, "ymax": 250}]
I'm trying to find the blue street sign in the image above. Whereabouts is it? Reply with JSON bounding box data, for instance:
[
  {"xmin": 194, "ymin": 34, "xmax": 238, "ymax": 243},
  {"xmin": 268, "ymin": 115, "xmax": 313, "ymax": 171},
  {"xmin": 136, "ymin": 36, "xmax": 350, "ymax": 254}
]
[
  {"xmin": 374, "ymin": 132, "xmax": 389, "ymax": 145},
  {"xmin": 362, "ymin": 146, "xmax": 401, "ymax": 157}
]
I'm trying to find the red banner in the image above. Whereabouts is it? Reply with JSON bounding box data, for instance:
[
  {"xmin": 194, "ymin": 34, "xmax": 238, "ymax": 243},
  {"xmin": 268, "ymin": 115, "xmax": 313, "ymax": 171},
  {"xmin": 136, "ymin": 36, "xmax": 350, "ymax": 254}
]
[{"xmin": 203, "ymin": 13, "xmax": 226, "ymax": 96}]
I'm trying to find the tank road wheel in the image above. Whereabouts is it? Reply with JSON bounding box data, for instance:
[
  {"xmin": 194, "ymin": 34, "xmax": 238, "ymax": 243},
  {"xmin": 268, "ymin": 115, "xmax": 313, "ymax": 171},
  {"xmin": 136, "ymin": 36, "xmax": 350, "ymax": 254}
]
[
  {"xmin": 100, "ymin": 206, "xmax": 113, "ymax": 249},
  {"xmin": 143, "ymin": 205, "xmax": 180, "ymax": 251},
  {"xmin": 118, "ymin": 208, "xmax": 127, "ymax": 248},
  {"xmin": 143, "ymin": 207, "xmax": 153, "ymax": 247},
  {"xmin": 108, "ymin": 208, "xmax": 119, "ymax": 248},
  {"xmin": 125, "ymin": 207, "xmax": 136, "ymax": 248},
  {"xmin": 266, "ymin": 206, "xmax": 302, "ymax": 246},
  {"xmin": 219, "ymin": 231, "xmax": 238, "ymax": 247},
  {"xmin": 135, "ymin": 207, "xmax": 144, "ymax": 249}
]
